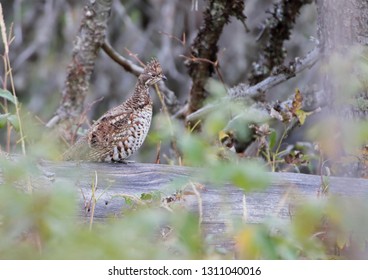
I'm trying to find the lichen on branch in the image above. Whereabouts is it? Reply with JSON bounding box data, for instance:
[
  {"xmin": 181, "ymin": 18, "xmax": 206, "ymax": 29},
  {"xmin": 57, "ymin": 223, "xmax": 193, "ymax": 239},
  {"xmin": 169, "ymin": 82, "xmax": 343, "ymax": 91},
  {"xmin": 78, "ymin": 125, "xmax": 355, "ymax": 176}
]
[
  {"xmin": 46, "ymin": 0, "xmax": 112, "ymax": 140},
  {"xmin": 249, "ymin": 0, "xmax": 313, "ymax": 85},
  {"xmin": 186, "ymin": 0, "xmax": 246, "ymax": 116}
]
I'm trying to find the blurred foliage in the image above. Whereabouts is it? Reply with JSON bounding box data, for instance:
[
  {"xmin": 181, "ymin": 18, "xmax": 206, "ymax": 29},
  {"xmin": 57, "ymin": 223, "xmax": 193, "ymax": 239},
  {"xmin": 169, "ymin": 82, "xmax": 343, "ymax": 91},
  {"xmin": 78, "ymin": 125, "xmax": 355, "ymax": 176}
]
[
  {"xmin": 1, "ymin": 1, "xmax": 368, "ymax": 260},
  {"xmin": 2, "ymin": 67, "xmax": 368, "ymax": 260},
  {"xmin": 1, "ymin": 151, "xmax": 368, "ymax": 259},
  {"xmin": 0, "ymin": 0, "xmax": 317, "ymax": 160},
  {"xmin": 236, "ymin": 197, "xmax": 368, "ymax": 259}
]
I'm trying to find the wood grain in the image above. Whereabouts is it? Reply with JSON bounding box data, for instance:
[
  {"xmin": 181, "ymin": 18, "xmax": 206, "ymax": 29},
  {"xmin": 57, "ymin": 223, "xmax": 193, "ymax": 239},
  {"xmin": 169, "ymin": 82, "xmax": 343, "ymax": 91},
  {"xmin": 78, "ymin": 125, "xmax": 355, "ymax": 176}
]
[{"xmin": 3, "ymin": 160, "xmax": 368, "ymax": 250}]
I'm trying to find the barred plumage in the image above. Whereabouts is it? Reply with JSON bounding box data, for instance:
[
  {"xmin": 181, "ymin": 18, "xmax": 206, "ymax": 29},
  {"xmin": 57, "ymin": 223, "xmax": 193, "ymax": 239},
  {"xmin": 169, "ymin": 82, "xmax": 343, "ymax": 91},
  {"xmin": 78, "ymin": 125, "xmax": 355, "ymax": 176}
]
[{"xmin": 63, "ymin": 58, "xmax": 166, "ymax": 162}]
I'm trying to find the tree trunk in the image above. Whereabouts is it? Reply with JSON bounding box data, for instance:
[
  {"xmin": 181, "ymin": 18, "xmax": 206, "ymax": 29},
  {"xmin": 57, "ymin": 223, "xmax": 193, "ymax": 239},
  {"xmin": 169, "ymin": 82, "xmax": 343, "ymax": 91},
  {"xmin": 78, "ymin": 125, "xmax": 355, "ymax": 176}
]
[
  {"xmin": 315, "ymin": 0, "xmax": 368, "ymax": 175},
  {"xmin": 46, "ymin": 0, "xmax": 112, "ymax": 141},
  {"xmin": 316, "ymin": 0, "xmax": 368, "ymax": 117},
  {"xmin": 317, "ymin": 0, "xmax": 368, "ymax": 52},
  {"xmin": 186, "ymin": 0, "xmax": 246, "ymax": 117}
]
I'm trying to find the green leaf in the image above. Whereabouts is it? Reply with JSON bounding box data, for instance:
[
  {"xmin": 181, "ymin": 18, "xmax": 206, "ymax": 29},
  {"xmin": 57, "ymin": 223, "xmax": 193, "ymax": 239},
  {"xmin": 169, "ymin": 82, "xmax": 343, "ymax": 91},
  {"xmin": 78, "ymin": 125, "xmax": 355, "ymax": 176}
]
[
  {"xmin": 0, "ymin": 113, "xmax": 20, "ymax": 131},
  {"xmin": 0, "ymin": 89, "xmax": 17, "ymax": 105},
  {"xmin": 0, "ymin": 113, "xmax": 9, "ymax": 128},
  {"xmin": 140, "ymin": 193, "xmax": 153, "ymax": 201},
  {"xmin": 208, "ymin": 162, "xmax": 269, "ymax": 192},
  {"xmin": 124, "ymin": 196, "xmax": 133, "ymax": 206},
  {"xmin": 269, "ymin": 130, "xmax": 277, "ymax": 150},
  {"xmin": 7, "ymin": 114, "xmax": 20, "ymax": 131},
  {"xmin": 205, "ymin": 78, "xmax": 227, "ymax": 98},
  {"xmin": 230, "ymin": 163, "xmax": 270, "ymax": 191},
  {"xmin": 178, "ymin": 134, "xmax": 208, "ymax": 165}
]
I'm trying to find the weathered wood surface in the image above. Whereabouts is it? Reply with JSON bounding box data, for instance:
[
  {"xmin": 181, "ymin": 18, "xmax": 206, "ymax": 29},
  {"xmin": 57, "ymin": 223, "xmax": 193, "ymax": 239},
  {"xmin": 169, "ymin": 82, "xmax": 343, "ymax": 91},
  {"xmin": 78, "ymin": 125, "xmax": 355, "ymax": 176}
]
[
  {"xmin": 2, "ymin": 161, "xmax": 368, "ymax": 249},
  {"xmin": 40, "ymin": 162, "xmax": 368, "ymax": 246}
]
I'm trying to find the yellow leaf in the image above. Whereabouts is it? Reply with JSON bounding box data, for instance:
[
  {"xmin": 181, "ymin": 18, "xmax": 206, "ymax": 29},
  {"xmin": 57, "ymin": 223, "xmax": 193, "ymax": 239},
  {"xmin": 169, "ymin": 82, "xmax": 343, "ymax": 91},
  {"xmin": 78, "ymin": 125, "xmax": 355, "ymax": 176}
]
[
  {"xmin": 292, "ymin": 88, "xmax": 303, "ymax": 113},
  {"xmin": 336, "ymin": 232, "xmax": 349, "ymax": 250},
  {"xmin": 235, "ymin": 228, "xmax": 258, "ymax": 259},
  {"xmin": 295, "ymin": 109, "xmax": 307, "ymax": 125}
]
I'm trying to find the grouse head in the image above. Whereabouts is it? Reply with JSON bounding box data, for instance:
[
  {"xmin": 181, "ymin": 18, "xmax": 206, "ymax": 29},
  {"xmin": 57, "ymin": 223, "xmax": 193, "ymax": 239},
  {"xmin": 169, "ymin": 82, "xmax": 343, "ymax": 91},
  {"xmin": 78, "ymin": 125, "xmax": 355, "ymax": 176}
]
[{"xmin": 139, "ymin": 58, "xmax": 167, "ymax": 86}]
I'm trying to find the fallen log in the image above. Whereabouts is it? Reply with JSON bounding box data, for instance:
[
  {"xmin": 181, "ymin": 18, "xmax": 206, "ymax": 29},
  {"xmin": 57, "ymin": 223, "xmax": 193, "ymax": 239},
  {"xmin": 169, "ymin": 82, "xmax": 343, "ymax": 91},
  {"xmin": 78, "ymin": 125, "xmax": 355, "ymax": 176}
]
[
  {"xmin": 33, "ymin": 161, "xmax": 367, "ymax": 249},
  {"xmin": 2, "ymin": 159, "xmax": 367, "ymax": 250}
]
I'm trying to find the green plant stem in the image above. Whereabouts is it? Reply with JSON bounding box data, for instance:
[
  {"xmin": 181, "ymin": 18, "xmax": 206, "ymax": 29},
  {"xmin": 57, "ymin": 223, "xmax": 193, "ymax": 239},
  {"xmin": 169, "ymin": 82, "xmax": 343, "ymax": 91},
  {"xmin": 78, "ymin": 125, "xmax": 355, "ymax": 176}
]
[
  {"xmin": 6, "ymin": 55, "xmax": 26, "ymax": 156},
  {"xmin": 0, "ymin": 4, "xmax": 32, "ymax": 193},
  {"xmin": 270, "ymin": 124, "xmax": 289, "ymax": 172}
]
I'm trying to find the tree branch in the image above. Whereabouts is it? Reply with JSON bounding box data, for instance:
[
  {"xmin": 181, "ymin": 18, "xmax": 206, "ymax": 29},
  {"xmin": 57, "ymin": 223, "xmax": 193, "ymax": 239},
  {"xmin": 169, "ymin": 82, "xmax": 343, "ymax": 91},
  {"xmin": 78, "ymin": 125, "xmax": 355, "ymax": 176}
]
[
  {"xmin": 186, "ymin": 0, "xmax": 246, "ymax": 115},
  {"xmin": 231, "ymin": 47, "xmax": 319, "ymax": 99},
  {"xmin": 46, "ymin": 0, "xmax": 112, "ymax": 133},
  {"xmin": 249, "ymin": 0, "xmax": 313, "ymax": 85},
  {"xmin": 101, "ymin": 41, "xmax": 142, "ymax": 75},
  {"xmin": 186, "ymin": 48, "xmax": 320, "ymax": 122}
]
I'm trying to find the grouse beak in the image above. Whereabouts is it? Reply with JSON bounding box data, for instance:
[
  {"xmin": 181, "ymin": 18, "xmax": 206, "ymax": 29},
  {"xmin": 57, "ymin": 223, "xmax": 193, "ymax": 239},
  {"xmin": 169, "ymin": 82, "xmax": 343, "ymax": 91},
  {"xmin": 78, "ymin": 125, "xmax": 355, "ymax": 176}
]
[{"xmin": 162, "ymin": 75, "xmax": 167, "ymax": 81}]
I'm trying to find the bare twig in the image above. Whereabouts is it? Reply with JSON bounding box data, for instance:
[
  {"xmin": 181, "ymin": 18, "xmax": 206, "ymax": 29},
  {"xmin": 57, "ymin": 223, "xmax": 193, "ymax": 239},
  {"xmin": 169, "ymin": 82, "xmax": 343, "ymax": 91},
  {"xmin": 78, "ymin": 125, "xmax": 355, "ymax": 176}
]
[
  {"xmin": 158, "ymin": 31, "xmax": 186, "ymax": 47},
  {"xmin": 190, "ymin": 181, "xmax": 203, "ymax": 228},
  {"xmin": 89, "ymin": 171, "xmax": 98, "ymax": 231},
  {"xmin": 154, "ymin": 83, "xmax": 174, "ymax": 128},
  {"xmin": 69, "ymin": 96, "xmax": 104, "ymax": 146},
  {"xmin": 124, "ymin": 48, "xmax": 145, "ymax": 67},
  {"xmin": 181, "ymin": 53, "xmax": 226, "ymax": 85},
  {"xmin": 101, "ymin": 41, "xmax": 142, "ymax": 75},
  {"xmin": 155, "ymin": 141, "xmax": 161, "ymax": 164},
  {"xmin": 102, "ymin": 41, "xmax": 181, "ymax": 114}
]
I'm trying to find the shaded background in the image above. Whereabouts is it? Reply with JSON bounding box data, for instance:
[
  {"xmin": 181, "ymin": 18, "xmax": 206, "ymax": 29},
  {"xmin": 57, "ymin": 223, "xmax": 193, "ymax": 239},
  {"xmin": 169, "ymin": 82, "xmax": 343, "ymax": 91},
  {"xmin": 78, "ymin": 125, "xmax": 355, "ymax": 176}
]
[
  {"xmin": 1, "ymin": 0, "xmax": 316, "ymax": 123},
  {"xmin": 2, "ymin": 0, "xmax": 316, "ymax": 117}
]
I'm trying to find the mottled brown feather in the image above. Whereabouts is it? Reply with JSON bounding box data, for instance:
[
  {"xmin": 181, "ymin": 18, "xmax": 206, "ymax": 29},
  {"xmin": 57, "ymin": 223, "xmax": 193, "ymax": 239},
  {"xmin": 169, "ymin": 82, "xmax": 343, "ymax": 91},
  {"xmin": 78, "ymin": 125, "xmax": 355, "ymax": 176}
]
[{"xmin": 63, "ymin": 58, "xmax": 166, "ymax": 162}]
